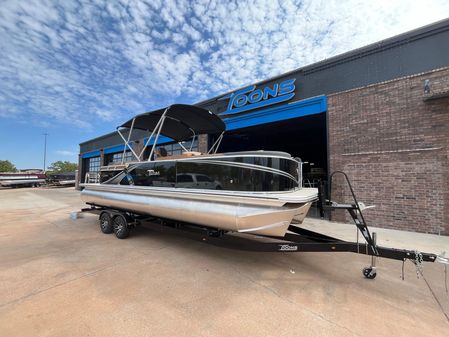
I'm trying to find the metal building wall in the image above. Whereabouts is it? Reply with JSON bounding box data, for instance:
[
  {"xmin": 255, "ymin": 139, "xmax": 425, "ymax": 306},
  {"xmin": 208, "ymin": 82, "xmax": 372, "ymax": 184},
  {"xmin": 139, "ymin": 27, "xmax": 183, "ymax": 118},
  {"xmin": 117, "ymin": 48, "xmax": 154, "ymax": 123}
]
[{"xmin": 198, "ymin": 19, "xmax": 449, "ymax": 115}]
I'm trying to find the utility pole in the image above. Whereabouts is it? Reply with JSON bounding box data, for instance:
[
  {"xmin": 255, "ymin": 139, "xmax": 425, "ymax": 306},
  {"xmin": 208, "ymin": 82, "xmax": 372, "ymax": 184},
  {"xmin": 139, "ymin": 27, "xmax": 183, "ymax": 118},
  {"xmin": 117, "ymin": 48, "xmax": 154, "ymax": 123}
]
[{"xmin": 43, "ymin": 132, "xmax": 49, "ymax": 172}]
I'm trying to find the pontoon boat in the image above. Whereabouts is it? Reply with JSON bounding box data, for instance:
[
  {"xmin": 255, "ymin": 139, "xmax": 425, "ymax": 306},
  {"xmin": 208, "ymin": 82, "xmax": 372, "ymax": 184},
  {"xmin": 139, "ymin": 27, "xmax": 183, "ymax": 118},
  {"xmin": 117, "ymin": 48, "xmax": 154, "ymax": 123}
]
[
  {"xmin": 81, "ymin": 104, "xmax": 318, "ymax": 237},
  {"xmin": 0, "ymin": 173, "xmax": 46, "ymax": 187}
]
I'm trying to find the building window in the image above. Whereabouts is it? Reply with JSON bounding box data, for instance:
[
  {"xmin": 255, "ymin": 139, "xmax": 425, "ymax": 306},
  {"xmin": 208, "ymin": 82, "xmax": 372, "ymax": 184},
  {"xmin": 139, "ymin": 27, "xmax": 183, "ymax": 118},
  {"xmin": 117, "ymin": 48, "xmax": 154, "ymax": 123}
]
[
  {"xmin": 88, "ymin": 156, "xmax": 101, "ymax": 172},
  {"xmin": 107, "ymin": 151, "xmax": 134, "ymax": 164}
]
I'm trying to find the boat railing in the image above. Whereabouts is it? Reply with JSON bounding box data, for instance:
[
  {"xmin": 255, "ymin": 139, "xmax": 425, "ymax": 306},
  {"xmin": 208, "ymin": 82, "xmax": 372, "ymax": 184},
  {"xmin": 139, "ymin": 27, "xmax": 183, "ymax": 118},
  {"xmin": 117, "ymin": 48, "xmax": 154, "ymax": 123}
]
[
  {"xmin": 84, "ymin": 171, "xmax": 100, "ymax": 184},
  {"xmin": 100, "ymin": 164, "xmax": 129, "ymax": 172},
  {"xmin": 303, "ymin": 178, "xmax": 322, "ymax": 188},
  {"xmin": 293, "ymin": 157, "xmax": 303, "ymax": 188},
  {"xmin": 207, "ymin": 132, "xmax": 224, "ymax": 154},
  {"xmin": 116, "ymin": 107, "xmax": 186, "ymax": 164}
]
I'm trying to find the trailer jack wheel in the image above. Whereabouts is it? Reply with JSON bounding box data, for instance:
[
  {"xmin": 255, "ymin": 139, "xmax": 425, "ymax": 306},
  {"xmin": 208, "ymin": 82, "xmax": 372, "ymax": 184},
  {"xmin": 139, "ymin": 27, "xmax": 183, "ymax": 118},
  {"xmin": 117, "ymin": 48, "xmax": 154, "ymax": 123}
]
[
  {"xmin": 113, "ymin": 214, "xmax": 130, "ymax": 239},
  {"xmin": 362, "ymin": 266, "xmax": 377, "ymax": 279}
]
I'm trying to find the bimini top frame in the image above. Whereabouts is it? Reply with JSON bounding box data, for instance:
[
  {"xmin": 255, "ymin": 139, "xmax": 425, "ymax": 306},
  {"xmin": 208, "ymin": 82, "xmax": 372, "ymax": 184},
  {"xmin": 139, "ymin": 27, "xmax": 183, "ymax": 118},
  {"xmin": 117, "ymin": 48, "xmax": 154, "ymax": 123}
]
[{"xmin": 116, "ymin": 104, "xmax": 226, "ymax": 163}]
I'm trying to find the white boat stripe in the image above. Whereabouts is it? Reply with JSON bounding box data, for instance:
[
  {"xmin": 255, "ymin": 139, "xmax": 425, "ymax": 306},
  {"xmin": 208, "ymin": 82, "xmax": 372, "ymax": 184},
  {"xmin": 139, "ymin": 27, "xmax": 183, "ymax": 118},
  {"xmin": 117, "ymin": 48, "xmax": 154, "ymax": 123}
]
[{"xmin": 238, "ymin": 221, "xmax": 290, "ymax": 233}]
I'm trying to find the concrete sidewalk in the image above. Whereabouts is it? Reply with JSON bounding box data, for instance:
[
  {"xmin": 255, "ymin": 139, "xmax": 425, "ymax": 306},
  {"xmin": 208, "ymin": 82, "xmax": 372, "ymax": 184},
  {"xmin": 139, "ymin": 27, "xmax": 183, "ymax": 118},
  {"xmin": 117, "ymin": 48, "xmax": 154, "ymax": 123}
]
[{"xmin": 302, "ymin": 217, "xmax": 449, "ymax": 256}]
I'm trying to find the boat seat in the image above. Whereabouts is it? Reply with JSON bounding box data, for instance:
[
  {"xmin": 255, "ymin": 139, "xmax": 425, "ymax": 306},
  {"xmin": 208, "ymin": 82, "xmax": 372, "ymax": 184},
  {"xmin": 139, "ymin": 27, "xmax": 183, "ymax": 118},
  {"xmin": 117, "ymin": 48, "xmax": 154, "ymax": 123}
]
[
  {"xmin": 182, "ymin": 151, "xmax": 202, "ymax": 156},
  {"xmin": 156, "ymin": 151, "xmax": 203, "ymax": 161}
]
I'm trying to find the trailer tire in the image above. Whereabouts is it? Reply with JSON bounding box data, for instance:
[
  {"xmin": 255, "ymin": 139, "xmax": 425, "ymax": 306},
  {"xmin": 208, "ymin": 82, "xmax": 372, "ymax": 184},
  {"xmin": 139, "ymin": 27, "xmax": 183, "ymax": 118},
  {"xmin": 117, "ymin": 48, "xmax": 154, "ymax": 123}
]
[
  {"xmin": 113, "ymin": 214, "xmax": 130, "ymax": 239},
  {"xmin": 99, "ymin": 212, "xmax": 113, "ymax": 234}
]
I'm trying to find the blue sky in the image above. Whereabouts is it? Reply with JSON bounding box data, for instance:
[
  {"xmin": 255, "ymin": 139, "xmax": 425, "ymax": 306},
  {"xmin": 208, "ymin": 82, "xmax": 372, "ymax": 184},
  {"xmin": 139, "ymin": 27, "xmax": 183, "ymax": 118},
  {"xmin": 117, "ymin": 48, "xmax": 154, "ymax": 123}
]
[{"xmin": 1, "ymin": 0, "xmax": 448, "ymax": 169}]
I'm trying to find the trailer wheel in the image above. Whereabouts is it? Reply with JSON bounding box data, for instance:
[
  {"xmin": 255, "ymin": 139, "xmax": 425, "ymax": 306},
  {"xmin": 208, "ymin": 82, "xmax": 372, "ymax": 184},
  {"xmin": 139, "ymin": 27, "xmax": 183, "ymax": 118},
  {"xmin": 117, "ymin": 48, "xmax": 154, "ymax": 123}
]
[
  {"xmin": 362, "ymin": 267, "xmax": 377, "ymax": 279},
  {"xmin": 113, "ymin": 214, "xmax": 130, "ymax": 239},
  {"xmin": 99, "ymin": 212, "xmax": 113, "ymax": 234}
]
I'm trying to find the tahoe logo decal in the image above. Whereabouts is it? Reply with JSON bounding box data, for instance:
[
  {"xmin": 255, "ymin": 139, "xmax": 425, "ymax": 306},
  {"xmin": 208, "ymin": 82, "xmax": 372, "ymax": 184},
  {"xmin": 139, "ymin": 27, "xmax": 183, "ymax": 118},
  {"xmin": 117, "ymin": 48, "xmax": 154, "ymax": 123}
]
[
  {"xmin": 219, "ymin": 78, "xmax": 296, "ymax": 116},
  {"xmin": 279, "ymin": 244, "xmax": 298, "ymax": 251}
]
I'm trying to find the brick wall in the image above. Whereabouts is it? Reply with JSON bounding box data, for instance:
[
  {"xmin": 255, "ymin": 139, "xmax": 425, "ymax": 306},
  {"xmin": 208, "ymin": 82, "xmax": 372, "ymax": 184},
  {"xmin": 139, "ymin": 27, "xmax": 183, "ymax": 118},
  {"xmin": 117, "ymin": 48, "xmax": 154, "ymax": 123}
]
[
  {"xmin": 328, "ymin": 67, "xmax": 449, "ymax": 234},
  {"xmin": 198, "ymin": 134, "xmax": 208, "ymax": 153}
]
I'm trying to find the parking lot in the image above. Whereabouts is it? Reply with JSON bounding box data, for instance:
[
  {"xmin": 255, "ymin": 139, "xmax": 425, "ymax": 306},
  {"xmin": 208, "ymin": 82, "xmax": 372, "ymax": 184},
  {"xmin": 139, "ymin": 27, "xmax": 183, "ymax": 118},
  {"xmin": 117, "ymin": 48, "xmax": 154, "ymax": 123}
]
[{"xmin": 1, "ymin": 187, "xmax": 448, "ymax": 336}]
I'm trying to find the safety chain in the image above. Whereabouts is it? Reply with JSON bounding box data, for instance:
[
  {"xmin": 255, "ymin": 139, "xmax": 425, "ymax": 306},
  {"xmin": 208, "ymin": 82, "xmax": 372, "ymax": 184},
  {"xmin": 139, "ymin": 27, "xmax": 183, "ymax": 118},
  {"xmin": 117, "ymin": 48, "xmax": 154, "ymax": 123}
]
[{"xmin": 414, "ymin": 250, "xmax": 424, "ymax": 279}]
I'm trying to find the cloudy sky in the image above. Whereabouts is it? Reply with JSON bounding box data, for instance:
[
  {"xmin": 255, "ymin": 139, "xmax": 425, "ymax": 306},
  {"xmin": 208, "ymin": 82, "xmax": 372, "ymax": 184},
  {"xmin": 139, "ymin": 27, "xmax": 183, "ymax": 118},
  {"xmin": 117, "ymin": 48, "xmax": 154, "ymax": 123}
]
[{"xmin": 0, "ymin": 0, "xmax": 448, "ymax": 169}]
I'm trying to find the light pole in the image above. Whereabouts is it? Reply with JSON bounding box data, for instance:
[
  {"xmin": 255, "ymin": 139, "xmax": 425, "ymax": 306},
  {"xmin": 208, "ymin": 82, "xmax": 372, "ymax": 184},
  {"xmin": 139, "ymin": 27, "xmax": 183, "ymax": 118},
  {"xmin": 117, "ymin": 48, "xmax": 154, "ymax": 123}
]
[{"xmin": 43, "ymin": 132, "xmax": 49, "ymax": 172}]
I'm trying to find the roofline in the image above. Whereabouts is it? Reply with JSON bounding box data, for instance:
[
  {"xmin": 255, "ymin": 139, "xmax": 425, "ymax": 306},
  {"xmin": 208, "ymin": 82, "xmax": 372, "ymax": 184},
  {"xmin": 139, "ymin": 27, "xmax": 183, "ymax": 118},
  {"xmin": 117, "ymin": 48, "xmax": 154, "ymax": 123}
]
[
  {"xmin": 196, "ymin": 17, "xmax": 449, "ymax": 106},
  {"xmin": 79, "ymin": 130, "xmax": 119, "ymax": 146}
]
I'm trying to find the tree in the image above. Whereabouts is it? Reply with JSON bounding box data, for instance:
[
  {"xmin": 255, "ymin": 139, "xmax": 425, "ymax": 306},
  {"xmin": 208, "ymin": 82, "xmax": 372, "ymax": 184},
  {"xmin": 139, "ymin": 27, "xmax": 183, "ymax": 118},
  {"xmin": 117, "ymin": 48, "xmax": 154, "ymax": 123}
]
[
  {"xmin": 0, "ymin": 160, "xmax": 17, "ymax": 172},
  {"xmin": 48, "ymin": 161, "xmax": 78, "ymax": 173}
]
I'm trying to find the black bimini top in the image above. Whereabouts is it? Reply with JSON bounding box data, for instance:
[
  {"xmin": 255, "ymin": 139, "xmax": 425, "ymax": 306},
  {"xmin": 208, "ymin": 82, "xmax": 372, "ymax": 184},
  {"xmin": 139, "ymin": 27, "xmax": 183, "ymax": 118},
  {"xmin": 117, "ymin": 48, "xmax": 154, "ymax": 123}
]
[{"xmin": 120, "ymin": 104, "xmax": 226, "ymax": 142}]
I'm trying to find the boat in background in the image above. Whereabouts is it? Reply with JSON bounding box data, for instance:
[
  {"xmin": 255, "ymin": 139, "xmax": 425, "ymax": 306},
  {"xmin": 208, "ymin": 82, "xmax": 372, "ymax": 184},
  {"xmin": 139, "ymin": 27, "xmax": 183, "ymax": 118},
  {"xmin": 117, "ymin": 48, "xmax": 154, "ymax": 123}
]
[
  {"xmin": 81, "ymin": 104, "xmax": 318, "ymax": 237},
  {"xmin": 0, "ymin": 172, "xmax": 47, "ymax": 187},
  {"xmin": 47, "ymin": 171, "xmax": 76, "ymax": 186}
]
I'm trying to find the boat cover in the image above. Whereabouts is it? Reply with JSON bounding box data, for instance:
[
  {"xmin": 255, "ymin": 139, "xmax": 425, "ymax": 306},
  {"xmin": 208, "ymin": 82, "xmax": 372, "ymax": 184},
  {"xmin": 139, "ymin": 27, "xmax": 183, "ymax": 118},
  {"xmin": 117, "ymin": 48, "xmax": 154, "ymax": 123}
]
[{"xmin": 120, "ymin": 104, "xmax": 226, "ymax": 142}]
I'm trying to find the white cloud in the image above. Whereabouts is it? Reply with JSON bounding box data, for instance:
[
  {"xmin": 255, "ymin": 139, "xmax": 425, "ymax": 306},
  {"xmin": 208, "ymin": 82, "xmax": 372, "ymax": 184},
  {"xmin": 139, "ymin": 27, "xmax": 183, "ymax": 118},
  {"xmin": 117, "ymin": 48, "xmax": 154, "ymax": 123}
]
[{"xmin": 0, "ymin": 0, "xmax": 448, "ymax": 130}]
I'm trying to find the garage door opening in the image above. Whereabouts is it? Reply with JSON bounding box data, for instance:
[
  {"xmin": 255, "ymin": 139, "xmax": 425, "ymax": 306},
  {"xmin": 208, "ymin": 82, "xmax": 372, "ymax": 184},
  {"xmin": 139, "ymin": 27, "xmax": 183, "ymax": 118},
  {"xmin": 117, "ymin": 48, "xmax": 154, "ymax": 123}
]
[{"xmin": 218, "ymin": 112, "xmax": 328, "ymax": 185}]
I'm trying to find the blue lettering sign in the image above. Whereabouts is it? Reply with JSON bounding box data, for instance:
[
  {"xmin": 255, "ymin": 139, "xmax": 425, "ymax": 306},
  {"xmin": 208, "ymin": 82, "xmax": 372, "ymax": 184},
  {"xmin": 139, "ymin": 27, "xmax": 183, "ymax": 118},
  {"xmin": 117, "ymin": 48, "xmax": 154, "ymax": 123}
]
[
  {"xmin": 234, "ymin": 94, "xmax": 247, "ymax": 107},
  {"xmin": 219, "ymin": 79, "xmax": 296, "ymax": 116}
]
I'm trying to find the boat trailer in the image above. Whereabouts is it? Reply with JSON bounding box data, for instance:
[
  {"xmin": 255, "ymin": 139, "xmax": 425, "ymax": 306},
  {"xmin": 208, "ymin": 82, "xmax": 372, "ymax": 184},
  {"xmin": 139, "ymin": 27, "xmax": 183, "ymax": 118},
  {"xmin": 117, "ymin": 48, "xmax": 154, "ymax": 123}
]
[{"xmin": 79, "ymin": 171, "xmax": 448, "ymax": 279}]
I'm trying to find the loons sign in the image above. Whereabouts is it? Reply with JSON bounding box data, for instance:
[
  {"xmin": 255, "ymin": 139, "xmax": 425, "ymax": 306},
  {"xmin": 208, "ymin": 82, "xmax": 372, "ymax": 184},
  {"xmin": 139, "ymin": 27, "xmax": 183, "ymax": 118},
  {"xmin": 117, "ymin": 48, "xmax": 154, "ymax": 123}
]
[{"xmin": 219, "ymin": 78, "xmax": 296, "ymax": 116}]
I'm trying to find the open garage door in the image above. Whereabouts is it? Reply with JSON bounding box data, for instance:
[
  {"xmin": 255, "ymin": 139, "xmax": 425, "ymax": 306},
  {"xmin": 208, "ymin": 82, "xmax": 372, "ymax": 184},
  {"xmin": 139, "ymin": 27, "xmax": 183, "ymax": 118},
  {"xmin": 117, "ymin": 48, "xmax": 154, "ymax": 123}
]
[{"xmin": 218, "ymin": 112, "xmax": 328, "ymax": 186}]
